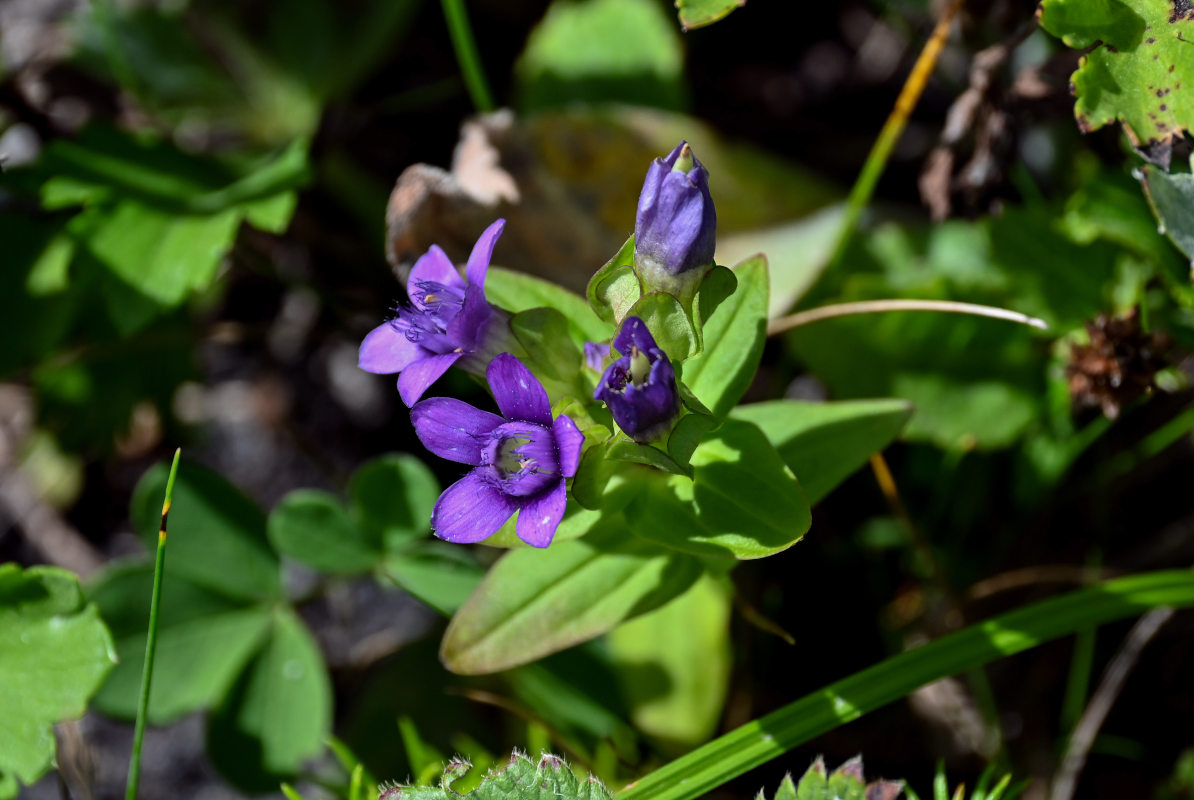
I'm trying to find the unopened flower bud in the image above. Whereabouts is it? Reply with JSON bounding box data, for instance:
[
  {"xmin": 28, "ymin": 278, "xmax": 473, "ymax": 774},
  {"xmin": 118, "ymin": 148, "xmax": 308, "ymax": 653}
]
[{"xmin": 633, "ymin": 141, "xmax": 717, "ymax": 296}]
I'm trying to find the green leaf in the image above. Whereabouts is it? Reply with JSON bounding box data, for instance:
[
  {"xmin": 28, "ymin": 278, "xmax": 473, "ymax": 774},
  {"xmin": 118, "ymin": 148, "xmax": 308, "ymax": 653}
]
[
  {"xmin": 608, "ymin": 573, "xmax": 731, "ymax": 752},
  {"xmin": 1142, "ymin": 157, "xmax": 1194, "ymax": 262},
  {"xmin": 628, "ymin": 420, "xmax": 810, "ymax": 559},
  {"xmin": 0, "ymin": 565, "xmax": 115, "ymax": 797},
  {"xmin": 483, "ymin": 504, "xmax": 607, "ymax": 549},
  {"xmin": 87, "ymin": 201, "xmax": 242, "ymax": 335},
  {"xmin": 207, "ymin": 608, "xmax": 332, "ymax": 792},
  {"xmin": 1038, "ymin": 0, "xmax": 1194, "ymax": 154},
  {"xmin": 627, "ymin": 291, "xmax": 699, "ymax": 361},
  {"xmin": 383, "ymin": 543, "xmax": 486, "ymax": 616},
  {"xmin": 268, "ymin": 489, "xmax": 379, "ymax": 574},
  {"xmin": 349, "ymin": 454, "xmax": 440, "ymax": 551},
  {"xmin": 89, "ymin": 562, "xmax": 271, "ymax": 722},
  {"xmin": 440, "ymin": 518, "xmax": 703, "ymax": 674},
  {"xmin": 131, "ymin": 460, "xmax": 281, "ymax": 601},
  {"xmin": 512, "ymin": 307, "xmax": 585, "ymax": 384},
  {"xmin": 731, "ymin": 399, "xmax": 912, "ymax": 505},
  {"xmin": 676, "ymin": 0, "xmax": 745, "ymax": 31},
  {"xmin": 587, "ymin": 235, "xmax": 640, "ymax": 325},
  {"xmin": 682, "ymin": 256, "xmax": 768, "ymax": 417},
  {"xmin": 381, "ymin": 751, "xmax": 614, "ymax": 800},
  {"xmin": 486, "ymin": 266, "xmax": 614, "ymax": 347},
  {"xmin": 516, "ymin": 0, "xmax": 686, "ymax": 112},
  {"xmin": 619, "ymin": 569, "xmax": 1194, "ymax": 800}
]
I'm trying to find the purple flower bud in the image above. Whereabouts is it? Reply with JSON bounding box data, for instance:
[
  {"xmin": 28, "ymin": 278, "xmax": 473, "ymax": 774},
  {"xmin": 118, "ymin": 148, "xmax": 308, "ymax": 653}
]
[
  {"xmin": 583, "ymin": 341, "xmax": 612, "ymax": 372},
  {"xmin": 358, "ymin": 219, "xmax": 513, "ymax": 406},
  {"xmin": 634, "ymin": 141, "xmax": 717, "ymax": 291},
  {"xmin": 410, "ymin": 354, "xmax": 584, "ymax": 548},
  {"xmin": 593, "ymin": 317, "xmax": 680, "ymax": 443}
]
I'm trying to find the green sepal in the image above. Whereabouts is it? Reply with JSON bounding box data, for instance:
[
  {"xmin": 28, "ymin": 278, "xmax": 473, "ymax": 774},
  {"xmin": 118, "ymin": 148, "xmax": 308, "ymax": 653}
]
[
  {"xmin": 692, "ymin": 264, "xmax": 738, "ymax": 352},
  {"xmin": 511, "ymin": 306, "xmax": 586, "ymax": 401},
  {"xmin": 626, "ymin": 291, "xmax": 698, "ymax": 361},
  {"xmin": 607, "ymin": 438, "xmax": 690, "ymax": 477},
  {"xmin": 586, "ymin": 235, "xmax": 639, "ymax": 325},
  {"xmin": 570, "ymin": 445, "xmax": 644, "ymax": 512},
  {"xmin": 667, "ymin": 409, "xmax": 720, "ymax": 469}
]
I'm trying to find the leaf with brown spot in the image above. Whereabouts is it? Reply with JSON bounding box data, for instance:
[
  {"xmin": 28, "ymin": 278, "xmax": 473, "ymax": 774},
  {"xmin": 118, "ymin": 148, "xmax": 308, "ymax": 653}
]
[{"xmin": 1040, "ymin": 0, "xmax": 1194, "ymax": 165}]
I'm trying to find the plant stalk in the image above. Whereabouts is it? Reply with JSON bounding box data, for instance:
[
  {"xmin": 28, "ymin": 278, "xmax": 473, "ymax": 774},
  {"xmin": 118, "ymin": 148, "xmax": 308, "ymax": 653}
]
[{"xmin": 124, "ymin": 448, "xmax": 181, "ymax": 800}]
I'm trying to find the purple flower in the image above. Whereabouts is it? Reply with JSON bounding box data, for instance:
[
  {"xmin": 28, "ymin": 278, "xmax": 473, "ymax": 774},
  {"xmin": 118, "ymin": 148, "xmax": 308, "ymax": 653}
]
[
  {"xmin": 410, "ymin": 354, "xmax": 585, "ymax": 548},
  {"xmin": 583, "ymin": 341, "xmax": 611, "ymax": 372},
  {"xmin": 594, "ymin": 317, "xmax": 680, "ymax": 443},
  {"xmin": 634, "ymin": 141, "xmax": 717, "ymax": 286},
  {"xmin": 359, "ymin": 219, "xmax": 512, "ymax": 406}
]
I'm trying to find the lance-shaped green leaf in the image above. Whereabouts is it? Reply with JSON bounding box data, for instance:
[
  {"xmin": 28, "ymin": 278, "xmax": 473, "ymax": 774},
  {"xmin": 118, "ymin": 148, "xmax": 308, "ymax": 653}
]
[
  {"xmin": 486, "ymin": 266, "xmax": 614, "ymax": 347},
  {"xmin": 676, "ymin": 0, "xmax": 745, "ymax": 31},
  {"xmin": 732, "ymin": 399, "xmax": 912, "ymax": 505},
  {"xmin": 440, "ymin": 518, "xmax": 703, "ymax": 674},
  {"xmin": 380, "ymin": 751, "xmax": 613, "ymax": 800},
  {"xmin": 0, "ymin": 565, "xmax": 115, "ymax": 798},
  {"xmin": 1039, "ymin": 0, "xmax": 1194, "ymax": 162},
  {"xmin": 132, "ymin": 460, "xmax": 281, "ymax": 601},
  {"xmin": 682, "ymin": 256, "xmax": 768, "ymax": 418},
  {"xmin": 89, "ymin": 562, "xmax": 272, "ymax": 723},
  {"xmin": 1142, "ymin": 156, "xmax": 1194, "ymax": 261},
  {"xmin": 511, "ymin": 307, "xmax": 586, "ymax": 398},
  {"xmin": 627, "ymin": 420, "xmax": 810, "ymax": 559},
  {"xmin": 206, "ymin": 608, "xmax": 332, "ymax": 793},
  {"xmin": 608, "ymin": 573, "xmax": 731, "ymax": 752}
]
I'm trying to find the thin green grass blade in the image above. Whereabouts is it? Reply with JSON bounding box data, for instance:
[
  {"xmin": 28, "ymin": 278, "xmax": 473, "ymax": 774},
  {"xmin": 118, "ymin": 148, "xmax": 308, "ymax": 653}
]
[
  {"xmin": 440, "ymin": 0, "xmax": 495, "ymax": 112},
  {"xmin": 617, "ymin": 570, "xmax": 1194, "ymax": 800},
  {"xmin": 124, "ymin": 448, "xmax": 181, "ymax": 800}
]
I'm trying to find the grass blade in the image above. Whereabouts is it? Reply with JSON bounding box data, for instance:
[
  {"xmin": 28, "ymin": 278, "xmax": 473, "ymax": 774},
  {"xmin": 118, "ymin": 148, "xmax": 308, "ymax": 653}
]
[
  {"xmin": 617, "ymin": 570, "xmax": 1194, "ymax": 800},
  {"xmin": 124, "ymin": 448, "xmax": 181, "ymax": 800}
]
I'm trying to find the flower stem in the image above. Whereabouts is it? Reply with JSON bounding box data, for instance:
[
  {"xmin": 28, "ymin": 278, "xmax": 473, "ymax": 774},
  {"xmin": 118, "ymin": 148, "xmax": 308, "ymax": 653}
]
[
  {"xmin": 124, "ymin": 448, "xmax": 181, "ymax": 800},
  {"xmin": 823, "ymin": 0, "xmax": 966, "ymax": 273},
  {"xmin": 440, "ymin": 0, "xmax": 496, "ymax": 112},
  {"xmin": 767, "ymin": 298, "xmax": 1048, "ymax": 336}
]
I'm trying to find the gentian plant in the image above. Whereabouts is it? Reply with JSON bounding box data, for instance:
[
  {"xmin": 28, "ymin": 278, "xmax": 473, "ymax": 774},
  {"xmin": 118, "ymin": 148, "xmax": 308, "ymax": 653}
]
[{"xmin": 365, "ymin": 142, "xmax": 815, "ymax": 675}]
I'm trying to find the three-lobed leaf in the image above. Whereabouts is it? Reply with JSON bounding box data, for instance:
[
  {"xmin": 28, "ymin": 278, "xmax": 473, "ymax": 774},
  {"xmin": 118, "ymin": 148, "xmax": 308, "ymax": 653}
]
[{"xmin": 207, "ymin": 608, "xmax": 332, "ymax": 792}]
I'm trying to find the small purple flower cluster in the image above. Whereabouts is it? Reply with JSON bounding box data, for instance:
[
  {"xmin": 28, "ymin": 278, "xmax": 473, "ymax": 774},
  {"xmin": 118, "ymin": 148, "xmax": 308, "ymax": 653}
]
[{"xmin": 358, "ymin": 141, "xmax": 717, "ymax": 548}]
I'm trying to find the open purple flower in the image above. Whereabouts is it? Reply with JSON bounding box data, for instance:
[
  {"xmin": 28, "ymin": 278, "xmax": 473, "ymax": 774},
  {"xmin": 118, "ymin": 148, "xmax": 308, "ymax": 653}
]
[
  {"xmin": 634, "ymin": 141, "xmax": 717, "ymax": 291},
  {"xmin": 358, "ymin": 219, "xmax": 512, "ymax": 406},
  {"xmin": 410, "ymin": 354, "xmax": 584, "ymax": 548},
  {"xmin": 594, "ymin": 317, "xmax": 680, "ymax": 443}
]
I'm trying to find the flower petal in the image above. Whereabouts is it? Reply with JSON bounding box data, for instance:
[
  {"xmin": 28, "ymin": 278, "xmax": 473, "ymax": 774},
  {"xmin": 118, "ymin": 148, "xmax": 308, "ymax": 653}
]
[
  {"xmin": 612, "ymin": 316, "xmax": 659, "ymax": 356},
  {"xmin": 408, "ymin": 245, "xmax": 464, "ymax": 302},
  {"xmin": 515, "ymin": 480, "xmax": 567, "ymax": 548},
  {"xmin": 433, "ymin": 471, "xmax": 517, "ymax": 543},
  {"xmin": 447, "ymin": 284, "xmax": 498, "ymax": 352},
  {"xmin": 397, "ymin": 351, "xmax": 463, "ymax": 406},
  {"xmin": 411, "ymin": 397, "xmax": 503, "ymax": 465},
  {"xmin": 465, "ymin": 219, "xmax": 505, "ymax": 289},
  {"xmin": 552, "ymin": 414, "xmax": 584, "ymax": 478},
  {"xmin": 486, "ymin": 353, "xmax": 552, "ymax": 426},
  {"xmin": 359, "ymin": 321, "xmax": 424, "ymax": 374}
]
